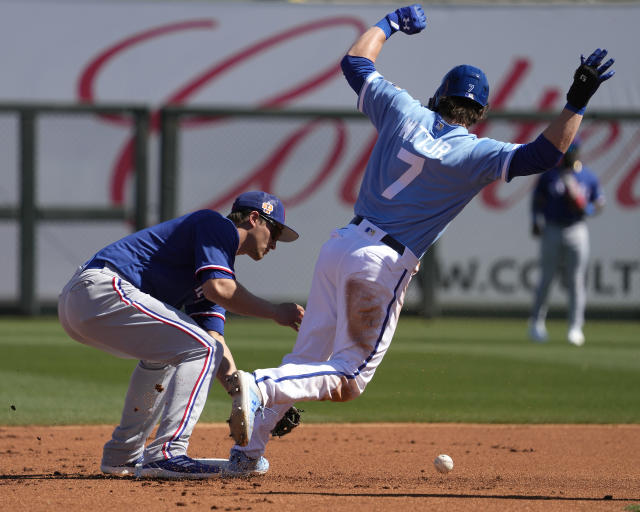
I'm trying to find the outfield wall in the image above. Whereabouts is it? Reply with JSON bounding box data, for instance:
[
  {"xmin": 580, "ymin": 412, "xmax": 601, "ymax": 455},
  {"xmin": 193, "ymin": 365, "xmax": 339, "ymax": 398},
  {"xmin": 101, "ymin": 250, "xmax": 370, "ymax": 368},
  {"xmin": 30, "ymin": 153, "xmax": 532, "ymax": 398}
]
[{"xmin": 0, "ymin": 1, "xmax": 638, "ymax": 312}]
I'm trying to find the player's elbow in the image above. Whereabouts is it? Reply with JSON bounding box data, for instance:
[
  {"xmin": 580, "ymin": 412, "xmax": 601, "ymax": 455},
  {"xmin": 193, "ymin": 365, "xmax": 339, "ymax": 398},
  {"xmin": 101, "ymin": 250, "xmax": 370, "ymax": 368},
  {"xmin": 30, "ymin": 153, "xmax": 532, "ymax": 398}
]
[
  {"xmin": 341, "ymin": 55, "xmax": 375, "ymax": 95},
  {"xmin": 328, "ymin": 376, "xmax": 364, "ymax": 402},
  {"xmin": 202, "ymin": 278, "xmax": 236, "ymax": 306},
  {"xmin": 508, "ymin": 134, "xmax": 563, "ymax": 180}
]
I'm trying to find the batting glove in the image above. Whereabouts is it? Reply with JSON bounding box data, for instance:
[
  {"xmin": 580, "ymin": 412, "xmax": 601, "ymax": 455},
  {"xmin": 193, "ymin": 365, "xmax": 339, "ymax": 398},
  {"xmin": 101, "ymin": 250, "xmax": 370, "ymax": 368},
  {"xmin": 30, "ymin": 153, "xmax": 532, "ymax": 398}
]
[
  {"xmin": 375, "ymin": 4, "xmax": 427, "ymax": 39},
  {"xmin": 566, "ymin": 48, "xmax": 615, "ymax": 114}
]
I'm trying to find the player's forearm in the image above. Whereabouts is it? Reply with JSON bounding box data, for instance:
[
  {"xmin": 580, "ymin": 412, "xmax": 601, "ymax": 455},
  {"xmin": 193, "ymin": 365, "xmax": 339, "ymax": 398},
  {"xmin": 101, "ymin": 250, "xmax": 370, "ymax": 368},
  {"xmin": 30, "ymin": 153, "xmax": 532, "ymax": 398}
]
[
  {"xmin": 347, "ymin": 26, "xmax": 387, "ymax": 62},
  {"xmin": 203, "ymin": 278, "xmax": 278, "ymax": 321},
  {"xmin": 509, "ymin": 109, "xmax": 583, "ymax": 182},
  {"xmin": 208, "ymin": 330, "xmax": 238, "ymax": 393},
  {"xmin": 542, "ymin": 108, "xmax": 583, "ymax": 153},
  {"xmin": 508, "ymin": 109, "xmax": 582, "ymax": 180}
]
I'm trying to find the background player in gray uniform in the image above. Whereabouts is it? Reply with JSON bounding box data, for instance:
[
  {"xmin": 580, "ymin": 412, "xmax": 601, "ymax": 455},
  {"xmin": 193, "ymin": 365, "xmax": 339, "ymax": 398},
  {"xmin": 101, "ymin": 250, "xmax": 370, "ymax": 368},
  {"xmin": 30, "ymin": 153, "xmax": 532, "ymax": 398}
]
[
  {"xmin": 223, "ymin": 4, "xmax": 615, "ymax": 475},
  {"xmin": 58, "ymin": 191, "xmax": 304, "ymax": 479},
  {"xmin": 528, "ymin": 138, "xmax": 605, "ymax": 346}
]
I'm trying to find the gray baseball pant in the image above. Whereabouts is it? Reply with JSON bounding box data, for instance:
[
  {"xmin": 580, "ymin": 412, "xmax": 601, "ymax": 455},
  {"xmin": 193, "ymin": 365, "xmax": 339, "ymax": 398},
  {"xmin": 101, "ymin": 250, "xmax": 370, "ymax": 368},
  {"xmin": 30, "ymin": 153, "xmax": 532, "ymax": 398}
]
[
  {"xmin": 531, "ymin": 221, "xmax": 589, "ymax": 331},
  {"xmin": 58, "ymin": 263, "xmax": 223, "ymax": 466}
]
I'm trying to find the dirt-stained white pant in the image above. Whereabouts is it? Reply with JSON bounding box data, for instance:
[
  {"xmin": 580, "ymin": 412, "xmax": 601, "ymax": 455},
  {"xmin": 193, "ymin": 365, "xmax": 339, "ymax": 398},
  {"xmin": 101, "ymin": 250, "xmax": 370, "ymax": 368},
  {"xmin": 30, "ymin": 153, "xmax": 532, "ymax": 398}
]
[
  {"xmin": 58, "ymin": 263, "xmax": 222, "ymax": 466},
  {"xmin": 236, "ymin": 219, "xmax": 419, "ymax": 459}
]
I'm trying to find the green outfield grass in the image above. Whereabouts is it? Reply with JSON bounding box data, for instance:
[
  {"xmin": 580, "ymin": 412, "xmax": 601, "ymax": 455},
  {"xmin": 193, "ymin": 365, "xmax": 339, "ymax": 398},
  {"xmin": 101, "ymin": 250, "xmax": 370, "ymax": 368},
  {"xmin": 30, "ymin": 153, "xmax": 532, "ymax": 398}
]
[{"xmin": 1, "ymin": 315, "xmax": 638, "ymax": 426}]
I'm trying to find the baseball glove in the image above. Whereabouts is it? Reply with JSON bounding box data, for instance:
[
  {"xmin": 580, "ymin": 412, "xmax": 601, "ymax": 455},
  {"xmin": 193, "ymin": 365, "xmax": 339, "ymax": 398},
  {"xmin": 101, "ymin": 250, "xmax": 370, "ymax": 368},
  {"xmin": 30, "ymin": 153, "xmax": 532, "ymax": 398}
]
[
  {"xmin": 271, "ymin": 406, "xmax": 303, "ymax": 437},
  {"xmin": 561, "ymin": 171, "xmax": 587, "ymax": 213}
]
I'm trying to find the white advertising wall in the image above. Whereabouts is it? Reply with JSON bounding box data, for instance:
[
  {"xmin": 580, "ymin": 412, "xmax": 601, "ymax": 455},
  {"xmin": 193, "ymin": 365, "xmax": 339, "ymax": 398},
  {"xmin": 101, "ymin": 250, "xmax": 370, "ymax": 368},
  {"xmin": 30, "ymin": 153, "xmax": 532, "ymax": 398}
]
[{"xmin": 0, "ymin": 1, "xmax": 638, "ymax": 310}]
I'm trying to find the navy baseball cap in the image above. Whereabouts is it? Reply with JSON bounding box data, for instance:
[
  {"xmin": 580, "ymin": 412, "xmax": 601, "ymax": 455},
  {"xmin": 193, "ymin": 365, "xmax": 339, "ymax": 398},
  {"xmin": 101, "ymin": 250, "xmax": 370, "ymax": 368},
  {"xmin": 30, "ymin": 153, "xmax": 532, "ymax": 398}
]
[
  {"xmin": 231, "ymin": 190, "xmax": 299, "ymax": 242},
  {"xmin": 429, "ymin": 64, "xmax": 490, "ymax": 109}
]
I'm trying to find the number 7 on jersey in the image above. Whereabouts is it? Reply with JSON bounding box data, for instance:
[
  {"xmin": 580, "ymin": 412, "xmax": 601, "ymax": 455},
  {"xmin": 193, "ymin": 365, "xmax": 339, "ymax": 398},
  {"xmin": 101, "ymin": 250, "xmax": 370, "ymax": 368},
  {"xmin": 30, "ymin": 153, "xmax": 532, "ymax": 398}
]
[{"xmin": 382, "ymin": 148, "xmax": 425, "ymax": 199}]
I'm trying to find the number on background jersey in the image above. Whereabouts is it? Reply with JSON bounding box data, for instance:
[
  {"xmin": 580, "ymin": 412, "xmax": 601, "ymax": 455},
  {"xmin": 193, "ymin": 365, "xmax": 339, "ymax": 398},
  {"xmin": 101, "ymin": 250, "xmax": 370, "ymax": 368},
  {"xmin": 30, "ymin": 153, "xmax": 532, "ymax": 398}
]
[{"xmin": 382, "ymin": 148, "xmax": 425, "ymax": 199}]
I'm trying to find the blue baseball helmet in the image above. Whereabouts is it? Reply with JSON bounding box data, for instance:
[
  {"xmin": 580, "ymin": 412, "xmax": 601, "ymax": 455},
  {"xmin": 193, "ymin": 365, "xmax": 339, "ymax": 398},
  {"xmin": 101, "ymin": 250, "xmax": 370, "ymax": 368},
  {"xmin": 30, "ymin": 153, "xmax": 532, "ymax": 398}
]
[
  {"xmin": 428, "ymin": 64, "xmax": 490, "ymax": 110},
  {"xmin": 231, "ymin": 190, "xmax": 299, "ymax": 242}
]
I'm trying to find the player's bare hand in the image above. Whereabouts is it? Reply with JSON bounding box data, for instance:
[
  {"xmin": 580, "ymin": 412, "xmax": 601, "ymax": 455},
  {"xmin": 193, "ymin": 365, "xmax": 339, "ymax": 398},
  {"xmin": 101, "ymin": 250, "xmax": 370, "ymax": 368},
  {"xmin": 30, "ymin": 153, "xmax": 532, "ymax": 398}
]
[{"xmin": 274, "ymin": 302, "xmax": 305, "ymax": 331}]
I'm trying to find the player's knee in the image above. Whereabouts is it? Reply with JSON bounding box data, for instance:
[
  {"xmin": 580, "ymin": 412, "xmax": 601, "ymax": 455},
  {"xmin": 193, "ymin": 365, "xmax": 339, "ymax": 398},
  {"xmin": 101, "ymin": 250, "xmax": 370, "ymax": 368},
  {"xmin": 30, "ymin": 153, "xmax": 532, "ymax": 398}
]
[
  {"xmin": 328, "ymin": 376, "xmax": 362, "ymax": 402},
  {"xmin": 345, "ymin": 278, "xmax": 386, "ymax": 350},
  {"xmin": 140, "ymin": 360, "xmax": 169, "ymax": 371}
]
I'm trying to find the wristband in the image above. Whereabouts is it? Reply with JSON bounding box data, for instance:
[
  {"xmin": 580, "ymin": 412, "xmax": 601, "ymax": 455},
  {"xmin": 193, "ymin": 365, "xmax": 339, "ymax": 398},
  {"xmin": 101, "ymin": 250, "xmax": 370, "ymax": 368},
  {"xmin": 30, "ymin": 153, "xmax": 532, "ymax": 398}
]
[
  {"xmin": 374, "ymin": 16, "xmax": 396, "ymax": 39},
  {"xmin": 564, "ymin": 102, "xmax": 586, "ymax": 116}
]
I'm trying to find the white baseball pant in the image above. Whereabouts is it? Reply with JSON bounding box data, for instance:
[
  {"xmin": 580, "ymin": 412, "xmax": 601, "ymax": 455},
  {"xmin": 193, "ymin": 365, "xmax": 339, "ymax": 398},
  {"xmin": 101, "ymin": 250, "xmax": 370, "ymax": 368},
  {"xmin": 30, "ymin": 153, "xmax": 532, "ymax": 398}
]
[{"xmin": 237, "ymin": 219, "xmax": 419, "ymax": 458}]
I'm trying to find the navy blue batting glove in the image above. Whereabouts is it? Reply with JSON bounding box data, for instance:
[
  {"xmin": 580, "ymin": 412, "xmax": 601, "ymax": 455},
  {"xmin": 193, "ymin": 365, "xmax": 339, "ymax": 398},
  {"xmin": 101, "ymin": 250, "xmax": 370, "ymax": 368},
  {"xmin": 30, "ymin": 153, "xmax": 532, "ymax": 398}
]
[
  {"xmin": 375, "ymin": 4, "xmax": 427, "ymax": 39},
  {"xmin": 566, "ymin": 48, "xmax": 615, "ymax": 114}
]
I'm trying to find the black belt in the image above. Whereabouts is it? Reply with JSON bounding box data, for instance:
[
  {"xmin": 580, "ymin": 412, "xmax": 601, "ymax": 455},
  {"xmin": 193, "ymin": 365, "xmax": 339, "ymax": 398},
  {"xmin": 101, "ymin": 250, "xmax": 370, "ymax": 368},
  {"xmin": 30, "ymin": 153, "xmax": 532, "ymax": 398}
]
[{"xmin": 350, "ymin": 216, "xmax": 405, "ymax": 255}]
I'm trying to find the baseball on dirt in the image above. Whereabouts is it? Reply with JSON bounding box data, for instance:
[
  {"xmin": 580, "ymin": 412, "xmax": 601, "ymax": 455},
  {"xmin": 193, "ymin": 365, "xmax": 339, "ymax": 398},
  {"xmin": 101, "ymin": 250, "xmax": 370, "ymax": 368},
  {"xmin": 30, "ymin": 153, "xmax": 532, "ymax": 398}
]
[{"xmin": 433, "ymin": 454, "xmax": 454, "ymax": 473}]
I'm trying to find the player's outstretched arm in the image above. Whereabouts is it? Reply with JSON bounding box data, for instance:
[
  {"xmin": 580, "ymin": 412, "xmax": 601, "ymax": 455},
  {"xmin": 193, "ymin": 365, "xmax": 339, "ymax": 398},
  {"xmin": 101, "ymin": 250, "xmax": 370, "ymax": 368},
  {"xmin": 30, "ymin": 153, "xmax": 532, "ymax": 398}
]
[
  {"xmin": 202, "ymin": 278, "xmax": 304, "ymax": 331},
  {"xmin": 543, "ymin": 48, "xmax": 615, "ymax": 152},
  {"xmin": 342, "ymin": 5, "xmax": 426, "ymax": 94},
  {"xmin": 508, "ymin": 49, "xmax": 616, "ymax": 181},
  {"xmin": 347, "ymin": 4, "xmax": 426, "ymax": 61}
]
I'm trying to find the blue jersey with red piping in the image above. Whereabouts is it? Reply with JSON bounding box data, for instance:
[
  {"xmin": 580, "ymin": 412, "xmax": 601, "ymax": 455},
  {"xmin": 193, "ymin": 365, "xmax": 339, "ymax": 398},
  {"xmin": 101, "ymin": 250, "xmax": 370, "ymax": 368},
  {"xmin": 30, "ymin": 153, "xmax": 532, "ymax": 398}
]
[{"xmin": 88, "ymin": 209, "xmax": 236, "ymax": 333}]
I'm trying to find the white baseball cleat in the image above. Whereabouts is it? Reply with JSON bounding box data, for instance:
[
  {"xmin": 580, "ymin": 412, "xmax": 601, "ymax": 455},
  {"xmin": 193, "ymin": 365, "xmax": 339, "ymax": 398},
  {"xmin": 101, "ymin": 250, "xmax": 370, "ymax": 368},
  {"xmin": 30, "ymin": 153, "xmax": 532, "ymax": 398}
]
[
  {"xmin": 100, "ymin": 462, "xmax": 137, "ymax": 476},
  {"xmin": 567, "ymin": 328, "xmax": 585, "ymax": 346},
  {"xmin": 223, "ymin": 448, "xmax": 270, "ymax": 477},
  {"xmin": 228, "ymin": 370, "xmax": 264, "ymax": 447},
  {"xmin": 528, "ymin": 318, "xmax": 548, "ymax": 343}
]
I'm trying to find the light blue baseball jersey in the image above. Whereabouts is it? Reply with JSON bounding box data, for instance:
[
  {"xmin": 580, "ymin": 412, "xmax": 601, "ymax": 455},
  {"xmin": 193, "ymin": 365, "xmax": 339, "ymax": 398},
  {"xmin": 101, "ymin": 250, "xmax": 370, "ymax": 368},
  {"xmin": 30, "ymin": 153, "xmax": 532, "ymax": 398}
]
[{"xmin": 354, "ymin": 71, "xmax": 519, "ymax": 259}]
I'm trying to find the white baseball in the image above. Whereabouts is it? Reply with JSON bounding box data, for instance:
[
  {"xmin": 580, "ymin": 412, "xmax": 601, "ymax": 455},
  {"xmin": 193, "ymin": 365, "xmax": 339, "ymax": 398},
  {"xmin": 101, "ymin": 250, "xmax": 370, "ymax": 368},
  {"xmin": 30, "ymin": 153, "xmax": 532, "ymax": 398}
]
[{"xmin": 433, "ymin": 454, "xmax": 454, "ymax": 473}]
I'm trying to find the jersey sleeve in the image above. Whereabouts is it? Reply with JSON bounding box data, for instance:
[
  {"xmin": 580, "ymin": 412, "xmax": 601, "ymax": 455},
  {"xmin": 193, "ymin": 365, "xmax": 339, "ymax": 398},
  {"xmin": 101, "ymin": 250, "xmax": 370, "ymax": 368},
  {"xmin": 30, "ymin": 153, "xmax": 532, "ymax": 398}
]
[
  {"xmin": 193, "ymin": 214, "xmax": 238, "ymax": 284},
  {"xmin": 185, "ymin": 296, "xmax": 226, "ymax": 334},
  {"xmin": 468, "ymin": 138, "xmax": 521, "ymax": 184},
  {"xmin": 358, "ymin": 73, "xmax": 421, "ymax": 133}
]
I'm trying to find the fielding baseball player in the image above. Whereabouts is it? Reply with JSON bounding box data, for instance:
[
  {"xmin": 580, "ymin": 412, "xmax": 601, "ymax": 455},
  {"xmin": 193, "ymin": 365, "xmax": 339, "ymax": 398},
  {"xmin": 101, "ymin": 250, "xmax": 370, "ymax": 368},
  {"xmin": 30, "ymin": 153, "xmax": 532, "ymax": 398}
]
[
  {"xmin": 223, "ymin": 4, "xmax": 616, "ymax": 475},
  {"xmin": 529, "ymin": 138, "xmax": 605, "ymax": 346},
  {"xmin": 58, "ymin": 191, "xmax": 304, "ymax": 479}
]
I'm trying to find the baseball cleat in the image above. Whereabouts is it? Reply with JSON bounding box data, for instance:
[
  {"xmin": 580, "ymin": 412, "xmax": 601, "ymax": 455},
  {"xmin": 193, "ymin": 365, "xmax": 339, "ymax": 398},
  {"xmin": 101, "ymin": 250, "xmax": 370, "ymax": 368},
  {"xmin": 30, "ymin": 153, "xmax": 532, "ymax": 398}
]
[
  {"xmin": 567, "ymin": 328, "xmax": 585, "ymax": 346},
  {"xmin": 224, "ymin": 448, "xmax": 269, "ymax": 477},
  {"xmin": 135, "ymin": 455, "xmax": 225, "ymax": 479},
  {"xmin": 528, "ymin": 318, "xmax": 548, "ymax": 343},
  {"xmin": 228, "ymin": 370, "xmax": 264, "ymax": 447},
  {"xmin": 100, "ymin": 462, "xmax": 137, "ymax": 476}
]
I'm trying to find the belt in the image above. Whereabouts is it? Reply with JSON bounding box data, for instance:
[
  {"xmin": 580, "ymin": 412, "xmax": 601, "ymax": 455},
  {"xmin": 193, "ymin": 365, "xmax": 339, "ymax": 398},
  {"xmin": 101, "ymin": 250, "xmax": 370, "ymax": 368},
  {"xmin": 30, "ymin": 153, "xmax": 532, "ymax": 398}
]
[{"xmin": 350, "ymin": 216, "xmax": 405, "ymax": 255}]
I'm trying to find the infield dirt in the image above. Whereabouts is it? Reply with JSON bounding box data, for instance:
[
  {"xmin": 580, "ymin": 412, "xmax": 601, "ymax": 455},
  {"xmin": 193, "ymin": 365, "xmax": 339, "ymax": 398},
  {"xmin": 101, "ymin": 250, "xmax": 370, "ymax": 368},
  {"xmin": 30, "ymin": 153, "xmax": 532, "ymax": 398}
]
[{"xmin": 2, "ymin": 423, "xmax": 639, "ymax": 511}]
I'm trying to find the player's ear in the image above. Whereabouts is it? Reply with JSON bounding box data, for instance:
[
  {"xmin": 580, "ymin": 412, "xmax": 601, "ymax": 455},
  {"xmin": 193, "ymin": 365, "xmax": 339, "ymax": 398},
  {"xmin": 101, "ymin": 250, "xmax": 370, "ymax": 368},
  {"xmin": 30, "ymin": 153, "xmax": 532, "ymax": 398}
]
[{"xmin": 248, "ymin": 210, "xmax": 261, "ymax": 227}]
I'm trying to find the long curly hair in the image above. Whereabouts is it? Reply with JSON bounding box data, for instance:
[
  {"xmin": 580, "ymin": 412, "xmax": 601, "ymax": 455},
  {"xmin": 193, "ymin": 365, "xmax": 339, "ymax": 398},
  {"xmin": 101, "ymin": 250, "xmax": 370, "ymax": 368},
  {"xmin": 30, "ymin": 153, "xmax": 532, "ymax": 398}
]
[{"xmin": 435, "ymin": 96, "xmax": 489, "ymax": 128}]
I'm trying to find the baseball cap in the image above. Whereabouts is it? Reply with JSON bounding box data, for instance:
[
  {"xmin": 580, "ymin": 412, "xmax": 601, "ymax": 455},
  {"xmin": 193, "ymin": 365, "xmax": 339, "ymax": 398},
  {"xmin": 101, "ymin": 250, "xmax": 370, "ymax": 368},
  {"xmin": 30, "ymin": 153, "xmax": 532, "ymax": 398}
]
[
  {"xmin": 231, "ymin": 190, "xmax": 299, "ymax": 242},
  {"xmin": 429, "ymin": 64, "xmax": 490, "ymax": 109}
]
